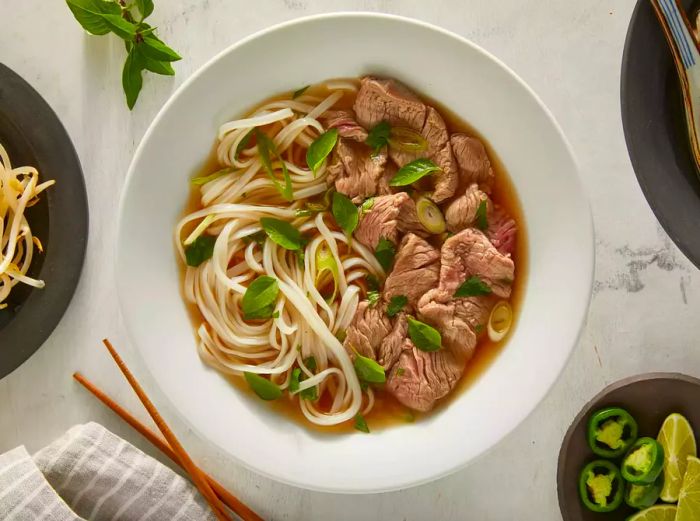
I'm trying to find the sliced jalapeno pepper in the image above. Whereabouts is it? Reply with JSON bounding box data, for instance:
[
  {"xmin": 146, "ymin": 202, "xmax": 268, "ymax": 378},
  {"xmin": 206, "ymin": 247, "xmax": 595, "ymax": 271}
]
[
  {"xmin": 587, "ymin": 407, "xmax": 639, "ymax": 458},
  {"xmin": 578, "ymin": 460, "xmax": 624, "ymax": 513},
  {"xmin": 624, "ymin": 472, "xmax": 663, "ymax": 509},
  {"xmin": 621, "ymin": 437, "xmax": 665, "ymax": 485}
]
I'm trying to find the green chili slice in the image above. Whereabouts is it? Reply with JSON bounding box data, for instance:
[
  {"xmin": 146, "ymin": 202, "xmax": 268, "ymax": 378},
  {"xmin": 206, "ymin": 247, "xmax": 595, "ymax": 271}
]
[
  {"xmin": 621, "ymin": 437, "xmax": 665, "ymax": 485},
  {"xmin": 586, "ymin": 407, "xmax": 639, "ymax": 458},
  {"xmin": 578, "ymin": 459, "xmax": 624, "ymax": 513}
]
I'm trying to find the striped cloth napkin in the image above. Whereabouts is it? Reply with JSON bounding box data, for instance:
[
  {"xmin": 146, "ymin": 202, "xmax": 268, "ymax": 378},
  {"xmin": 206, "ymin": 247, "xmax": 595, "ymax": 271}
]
[{"xmin": 0, "ymin": 422, "xmax": 217, "ymax": 520}]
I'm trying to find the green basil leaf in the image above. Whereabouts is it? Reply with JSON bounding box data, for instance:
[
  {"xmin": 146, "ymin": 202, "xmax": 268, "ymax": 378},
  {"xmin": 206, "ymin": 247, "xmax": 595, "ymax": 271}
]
[
  {"xmin": 353, "ymin": 352, "xmax": 386, "ymax": 383},
  {"xmin": 242, "ymin": 230, "xmax": 266, "ymax": 247},
  {"xmin": 135, "ymin": 0, "xmax": 154, "ymax": 19},
  {"xmin": 241, "ymin": 275, "xmax": 279, "ymax": 320},
  {"xmin": 386, "ymin": 295, "xmax": 408, "ymax": 317},
  {"xmin": 235, "ymin": 129, "xmax": 255, "ymax": 160},
  {"xmin": 244, "ymin": 372, "xmax": 282, "ymax": 400},
  {"xmin": 306, "ymin": 129, "xmax": 338, "ymax": 175},
  {"xmin": 475, "ymin": 199, "xmax": 488, "ymax": 231},
  {"xmin": 289, "ymin": 368, "xmax": 301, "ymax": 393},
  {"xmin": 407, "ymin": 316, "xmax": 442, "ymax": 352},
  {"xmin": 331, "ymin": 192, "xmax": 358, "ymax": 237},
  {"xmin": 290, "ymin": 359, "xmax": 318, "ymax": 400},
  {"xmin": 256, "ymin": 130, "xmax": 293, "ymax": 201},
  {"xmin": 65, "ymin": 0, "xmax": 120, "ymax": 35},
  {"xmin": 360, "ymin": 197, "xmax": 375, "ymax": 214},
  {"xmin": 474, "ymin": 324, "xmax": 484, "ymax": 334},
  {"xmin": 304, "ymin": 356, "xmax": 317, "ymax": 372},
  {"xmin": 292, "ymin": 85, "xmax": 310, "ymax": 99},
  {"xmin": 184, "ymin": 235, "xmax": 215, "ymax": 267},
  {"xmin": 122, "ymin": 48, "xmax": 144, "ymax": 110},
  {"xmin": 365, "ymin": 273, "xmax": 381, "ymax": 292},
  {"xmin": 374, "ymin": 237, "xmax": 396, "ymax": 271},
  {"xmin": 389, "ymin": 158, "xmax": 441, "ymax": 187},
  {"xmin": 260, "ymin": 217, "xmax": 302, "ymax": 250},
  {"xmin": 139, "ymin": 50, "xmax": 175, "ymax": 76},
  {"xmin": 365, "ymin": 121, "xmax": 391, "ymax": 153},
  {"xmin": 367, "ymin": 290, "xmax": 380, "ymax": 307},
  {"xmin": 335, "ymin": 328, "xmax": 347, "ymax": 342},
  {"xmin": 454, "ymin": 276, "xmax": 492, "ymax": 298},
  {"xmin": 101, "ymin": 13, "xmax": 138, "ymax": 39},
  {"xmin": 141, "ymin": 35, "xmax": 182, "ymax": 62},
  {"xmin": 354, "ymin": 413, "xmax": 370, "ymax": 433},
  {"xmin": 191, "ymin": 168, "xmax": 232, "ymax": 186}
]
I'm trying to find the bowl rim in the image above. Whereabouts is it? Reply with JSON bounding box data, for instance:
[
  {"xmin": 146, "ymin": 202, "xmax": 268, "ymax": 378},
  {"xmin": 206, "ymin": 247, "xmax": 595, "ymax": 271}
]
[
  {"xmin": 117, "ymin": 11, "xmax": 594, "ymax": 493},
  {"xmin": 0, "ymin": 63, "xmax": 89, "ymax": 380},
  {"xmin": 556, "ymin": 372, "xmax": 700, "ymax": 518},
  {"xmin": 620, "ymin": 0, "xmax": 700, "ymax": 269}
]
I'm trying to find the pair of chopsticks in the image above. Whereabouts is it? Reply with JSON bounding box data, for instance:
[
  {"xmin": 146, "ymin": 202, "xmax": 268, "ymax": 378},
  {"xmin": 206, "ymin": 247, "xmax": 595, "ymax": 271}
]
[{"xmin": 74, "ymin": 339, "xmax": 263, "ymax": 521}]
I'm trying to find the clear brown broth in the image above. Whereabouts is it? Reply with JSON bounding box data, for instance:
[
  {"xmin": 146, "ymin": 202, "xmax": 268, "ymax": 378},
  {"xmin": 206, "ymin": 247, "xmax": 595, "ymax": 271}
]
[{"xmin": 179, "ymin": 79, "xmax": 528, "ymax": 434}]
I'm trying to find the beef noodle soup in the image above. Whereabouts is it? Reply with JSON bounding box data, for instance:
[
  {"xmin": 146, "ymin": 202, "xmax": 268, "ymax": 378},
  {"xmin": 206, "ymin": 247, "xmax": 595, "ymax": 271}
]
[{"xmin": 176, "ymin": 76, "xmax": 526, "ymax": 432}]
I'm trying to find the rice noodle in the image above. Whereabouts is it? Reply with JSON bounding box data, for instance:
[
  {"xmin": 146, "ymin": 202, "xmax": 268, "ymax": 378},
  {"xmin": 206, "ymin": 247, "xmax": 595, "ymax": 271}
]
[
  {"xmin": 0, "ymin": 143, "xmax": 54, "ymax": 310},
  {"xmin": 176, "ymin": 80, "xmax": 377, "ymax": 426}
]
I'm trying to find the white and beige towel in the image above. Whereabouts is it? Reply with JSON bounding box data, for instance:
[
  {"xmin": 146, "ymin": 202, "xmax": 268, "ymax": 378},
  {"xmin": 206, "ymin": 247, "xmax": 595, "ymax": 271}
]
[{"xmin": 0, "ymin": 422, "xmax": 218, "ymax": 521}]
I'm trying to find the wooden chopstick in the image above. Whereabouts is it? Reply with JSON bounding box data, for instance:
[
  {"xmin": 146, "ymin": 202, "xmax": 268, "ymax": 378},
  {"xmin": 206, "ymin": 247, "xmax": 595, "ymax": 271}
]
[
  {"xmin": 73, "ymin": 372, "xmax": 263, "ymax": 521},
  {"xmin": 100, "ymin": 339, "xmax": 231, "ymax": 521}
]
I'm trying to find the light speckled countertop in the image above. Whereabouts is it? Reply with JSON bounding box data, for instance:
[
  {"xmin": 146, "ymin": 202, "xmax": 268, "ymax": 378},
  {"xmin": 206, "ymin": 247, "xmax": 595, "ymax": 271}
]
[{"xmin": 1, "ymin": 1, "xmax": 693, "ymax": 519}]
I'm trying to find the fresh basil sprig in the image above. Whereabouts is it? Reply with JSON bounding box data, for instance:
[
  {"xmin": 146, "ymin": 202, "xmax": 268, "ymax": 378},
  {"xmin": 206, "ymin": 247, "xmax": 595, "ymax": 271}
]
[
  {"xmin": 407, "ymin": 317, "xmax": 442, "ymax": 352},
  {"xmin": 185, "ymin": 235, "xmax": 215, "ymax": 267},
  {"xmin": 389, "ymin": 158, "xmax": 441, "ymax": 187},
  {"xmin": 386, "ymin": 295, "xmax": 408, "ymax": 317},
  {"xmin": 354, "ymin": 413, "xmax": 370, "ymax": 433},
  {"xmin": 454, "ymin": 276, "xmax": 492, "ymax": 298},
  {"xmin": 475, "ymin": 200, "xmax": 488, "ymax": 231},
  {"xmin": 260, "ymin": 218, "xmax": 303, "ymax": 250},
  {"xmin": 331, "ymin": 192, "xmax": 358, "ymax": 237},
  {"xmin": 244, "ymin": 372, "xmax": 282, "ymax": 401},
  {"xmin": 289, "ymin": 357, "xmax": 318, "ymax": 401},
  {"xmin": 306, "ymin": 129, "xmax": 338, "ymax": 175},
  {"xmin": 241, "ymin": 275, "xmax": 279, "ymax": 320},
  {"xmin": 66, "ymin": 0, "xmax": 181, "ymax": 109},
  {"xmin": 365, "ymin": 121, "xmax": 391, "ymax": 153},
  {"xmin": 374, "ymin": 237, "xmax": 396, "ymax": 271},
  {"xmin": 353, "ymin": 352, "xmax": 386, "ymax": 383},
  {"xmin": 256, "ymin": 130, "xmax": 293, "ymax": 201}
]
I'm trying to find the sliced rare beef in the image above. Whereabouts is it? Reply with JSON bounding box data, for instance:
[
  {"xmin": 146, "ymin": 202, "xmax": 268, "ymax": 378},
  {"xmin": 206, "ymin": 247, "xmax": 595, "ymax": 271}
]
[
  {"xmin": 436, "ymin": 228, "xmax": 514, "ymax": 299},
  {"xmin": 377, "ymin": 312, "xmax": 407, "ymax": 370},
  {"xmin": 386, "ymin": 340, "xmax": 463, "ymax": 412},
  {"xmin": 343, "ymin": 300, "xmax": 392, "ymax": 360},
  {"xmin": 445, "ymin": 183, "xmax": 489, "ymax": 233},
  {"xmin": 327, "ymin": 139, "xmax": 387, "ymax": 203},
  {"xmin": 354, "ymin": 77, "xmax": 459, "ymax": 203},
  {"xmin": 415, "ymin": 228, "xmax": 514, "ymax": 357},
  {"xmin": 354, "ymin": 192, "xmax": 426, "ymax": 250},
  {"xmin": 324, "ymin": 110, "xmax": 368, "ymax": 142},
  {"xmin": 417, "ymin": 292, "xmax": 494, "ymax": 360},
  {"xmin": 383, "ymin": 233, "xmax": 440, "ymax": 310},
  {"xmin": 450, "ymin": 134, "xmax": 495, "ymax": 187},
  {"xmin": 487, "ymin": 206, "xmax": 517, "ymax": 257},
  {"xmin": 354, "ymin": 76, "xmax": 426, "ymax": 130}
]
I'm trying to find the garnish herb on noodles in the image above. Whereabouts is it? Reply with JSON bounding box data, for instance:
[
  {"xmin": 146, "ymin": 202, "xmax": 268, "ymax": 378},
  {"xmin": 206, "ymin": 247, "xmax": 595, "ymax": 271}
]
[
  {"xmin": 176, "ymin": 86, "xmax": 385, "ymax": 426},
  {"xmin": 0, "ymin": 144, "xmax": 55, "ymax": 310}
]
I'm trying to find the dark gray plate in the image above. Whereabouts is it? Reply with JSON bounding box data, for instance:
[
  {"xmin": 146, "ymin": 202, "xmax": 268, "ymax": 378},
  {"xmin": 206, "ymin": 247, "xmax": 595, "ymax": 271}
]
[
  {"xmin": 0, "ymin": 64, "xmax": 88, "ymax": 379},
  {"xmin": 557, "ymin": 373, "xmax": 700, "ymax": 520},
  {"xmin": 621, "ymin": 0, "xmax": 700, "ymax": 268}
]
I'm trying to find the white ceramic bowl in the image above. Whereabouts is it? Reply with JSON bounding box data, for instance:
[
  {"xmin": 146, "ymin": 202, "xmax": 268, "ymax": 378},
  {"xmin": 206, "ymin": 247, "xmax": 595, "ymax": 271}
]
[{"xmin": 117, "ymin": 13, "xmax": 593, "ymax": 493}]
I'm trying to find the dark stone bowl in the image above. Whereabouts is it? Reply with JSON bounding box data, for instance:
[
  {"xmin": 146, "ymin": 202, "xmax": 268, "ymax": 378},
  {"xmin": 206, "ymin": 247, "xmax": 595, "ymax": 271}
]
[
  {"xmin": 0, "ymin": 64, "xmax": 88, "ymax": 379},
  {"xmin": 557, "ymin": 373, "xmax": 700, "ymax": 520},
  {"xmin": 621, "ymin": 0, "xmax": 700, "ymax": 268}
]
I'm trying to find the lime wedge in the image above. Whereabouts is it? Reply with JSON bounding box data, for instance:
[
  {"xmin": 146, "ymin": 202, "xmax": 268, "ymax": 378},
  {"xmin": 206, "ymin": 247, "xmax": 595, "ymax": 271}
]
[
  {"xmin": 677, "ymin": 456, "xmax": 700, "ymax": 521},
  {"xmin": 657, "ymin": 413, "xmax": 697, "ymax": 502},
  {"xmin": 627, "ymin": 505, "xmax": 677, "ymax": 521}
]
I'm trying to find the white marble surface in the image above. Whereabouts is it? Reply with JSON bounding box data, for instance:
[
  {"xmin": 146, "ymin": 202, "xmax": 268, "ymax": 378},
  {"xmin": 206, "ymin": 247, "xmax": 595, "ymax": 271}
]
[{"xmin": 0, "ymin": 1, "xmax": 693, "ymax": 519}]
